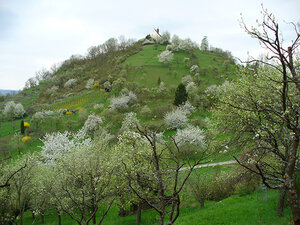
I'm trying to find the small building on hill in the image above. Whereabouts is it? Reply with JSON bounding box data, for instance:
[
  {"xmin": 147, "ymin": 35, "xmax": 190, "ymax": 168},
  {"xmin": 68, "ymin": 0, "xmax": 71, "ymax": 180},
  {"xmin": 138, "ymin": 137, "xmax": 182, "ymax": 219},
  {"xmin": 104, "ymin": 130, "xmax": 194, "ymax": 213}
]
[{"xmin": 150, "ymin": 28, "xmax": 161, "ymax": 41}]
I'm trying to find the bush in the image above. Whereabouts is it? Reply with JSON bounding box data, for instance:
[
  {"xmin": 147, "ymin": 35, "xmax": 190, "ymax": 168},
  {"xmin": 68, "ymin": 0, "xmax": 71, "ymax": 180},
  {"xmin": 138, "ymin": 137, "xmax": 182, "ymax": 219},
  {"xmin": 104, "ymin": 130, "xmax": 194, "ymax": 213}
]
[
  {"xmin": 109, "ymin": 92, "xmax": 137, "ymax": 110},
  {"xmin": 140, "ymin": 105, "xmax": 151, "ymax": 117},
  {"xmin": 64, "ymin": 78, "xmax": 77, "ymax": 88},
  {"xmin": 120, "ymin": 112, "xmax": 139, "ymax": 131},
  {"xmin": 190, "ymin": 65, "xmax": 199, "ymax": 74},
  {"xmin": 82, "ymin": 114, "xmax": 103, "ymax": 135},
  {"xmin": 85, "ymin": 78, "xmax": 94, "ymax": 89},
  {"xmin": 181, "ymin": 75, "xmax": 193, "ymax": 85}
]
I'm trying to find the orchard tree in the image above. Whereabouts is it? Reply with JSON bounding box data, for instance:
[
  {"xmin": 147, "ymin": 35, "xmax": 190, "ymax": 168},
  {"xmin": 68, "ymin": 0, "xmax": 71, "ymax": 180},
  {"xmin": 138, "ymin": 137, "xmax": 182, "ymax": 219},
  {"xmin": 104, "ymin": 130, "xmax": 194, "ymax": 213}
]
[
  {"xmin": 46, "ymin": 137, "xmax": 120, "ymax": 225},
  {"xmin": 212, "ymin": 7, "xmax": 300, "ymax": 224},
  {"xmin": 0, "ymin": 155, "xmax": 37, "ymax": 225},
  {"xmin": 117, "ymin": 126, "xmax": 210, "ymax": 225},
  {"xmin": 158, "ymin": 50, "xmax": 174, "ymax": 64}
]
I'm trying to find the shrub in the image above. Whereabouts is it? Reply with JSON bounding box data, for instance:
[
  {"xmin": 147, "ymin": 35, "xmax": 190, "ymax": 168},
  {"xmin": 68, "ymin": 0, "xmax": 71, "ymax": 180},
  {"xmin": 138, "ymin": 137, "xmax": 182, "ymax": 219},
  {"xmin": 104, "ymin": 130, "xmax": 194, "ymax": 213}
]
[
  {"xmin": 171, "ymin": 35, "xmax": 181, "ymax": 51},
  {"xmin": 181, "ymin": 75, "xmax": 193, "ymax": 85},
  {"xmin": 82, "ymin": 114, "xmax": 103, "ymax": 135},
  {"xmin": 93, "ymin": 103, "xmax": 104, "ymax": 111},
  {"xmin": 158, "ymin": 31, "xmax": 170, "ymax": 44},
  {"xmin": 178, "ymin": 101, "xmax": 195, "ymax": 115},
  {"xmin": 46, "ymin": 85, "xmax": 59, "ymax": 95},
  {"xmin": 85, "ymin": 78, "xmax": 94, "ymax": 89},
  {"xmin": 188, "ymin": 176, "xmax": 211, "ymax": 208},
  {"xmin": 178, "ymin": 38, "xmax": 198, "ymax": 51},
  {"xmin": 186, "ymin": 81, "xmax": 197, "ymax": 95},
  {"xmin": 164, "ymin": 108, "xmax": 188, "ymax": 129},
  {"xmin": 112, "ymin": 78, "xmax": 126, "ymax": 92},
  {"xmin": 64, "ymin": 78, "xmax": 77, "ymax": 88},
  {"xmin": 78, "ymin": 108, "xmax": 88, "ymax": 125},
  {"xmin": 156, "ymin": 82, "xmax": 168, "ymax": 96},
  {"xmin": 190, "ymin": 65, "xmax": 199, "ymax": 74},
  {"xmin": 120, "ymin": 112, "xmax": 139, "ymax": 131},
  {"xmin": 109, "ymin": 92, "xmax": 137, "ymax": 110},
  {"xmin": 103, "ymin": 81, "xmax": 112, "ymax": 90},
  {"xmin": 140, "ymin": 105, "xmax": 151, "ymax": 117}
]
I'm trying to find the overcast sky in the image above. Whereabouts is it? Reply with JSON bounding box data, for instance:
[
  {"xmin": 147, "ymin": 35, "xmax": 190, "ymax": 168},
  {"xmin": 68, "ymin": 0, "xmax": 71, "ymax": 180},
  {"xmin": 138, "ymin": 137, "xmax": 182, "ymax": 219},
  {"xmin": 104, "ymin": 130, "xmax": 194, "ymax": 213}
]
[{"xmin": 0, "ymin": 0, "xmax": 299, "ymax": 90}]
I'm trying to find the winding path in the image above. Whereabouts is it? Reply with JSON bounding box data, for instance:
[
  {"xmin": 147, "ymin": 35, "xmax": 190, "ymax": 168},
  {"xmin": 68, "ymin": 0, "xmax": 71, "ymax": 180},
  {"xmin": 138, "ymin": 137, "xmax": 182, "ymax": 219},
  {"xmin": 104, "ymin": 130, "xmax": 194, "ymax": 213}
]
[{"xmin": 179, "ymin": 160, "xmax": 237, "ymax": 171}]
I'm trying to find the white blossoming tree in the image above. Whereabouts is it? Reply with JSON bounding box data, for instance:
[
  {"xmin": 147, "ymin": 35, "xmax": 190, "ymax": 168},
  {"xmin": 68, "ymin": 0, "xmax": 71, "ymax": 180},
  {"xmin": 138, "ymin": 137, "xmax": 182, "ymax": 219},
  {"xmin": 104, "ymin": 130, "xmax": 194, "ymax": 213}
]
[
  {"xmin": 64, "ymin": 78, "xmax": 77, "ymax": 88},
  {"xmin": 190, "ymin": 65, "xmax": 199, "ymax": 74},
  {"xmin": 120, "ymin": 112, "xmax": 139, "ymax": 132},
  {"xmin": 85, "ymin": 78, "xmax": 94, "ymax": 89},
  {"xmin": 164, "ymin": 108, "xmax": 188, "ymax": 129},
  {"xmin": 109, "ymin": 92, "xmax": 137, "ymax": 110},
  {"xmin": 3, "ymin": 101, "xmax": 25, "ymax": 120},
  {"xmin": 82, "ymin": 114, "xmax": 103, "ymax": 135},
  {"xmin": 158, "ymin": 50, "xmax": 174, "ymax": 64},
  {"xmin": 40, "ymin": 129, "xmax": 92, "ymax": 165},
  {"xmin": 41, "ymin": 137, "xmax": 120, "ymax": 225}
]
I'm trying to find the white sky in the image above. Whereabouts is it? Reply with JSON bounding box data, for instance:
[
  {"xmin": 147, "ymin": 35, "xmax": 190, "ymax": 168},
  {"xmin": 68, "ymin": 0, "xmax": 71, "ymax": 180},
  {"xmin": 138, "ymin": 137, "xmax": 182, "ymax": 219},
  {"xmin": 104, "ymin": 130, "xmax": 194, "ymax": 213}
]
[{"xmin": 0, "ymin": 0, "xmax": 299, "ymax": 90}]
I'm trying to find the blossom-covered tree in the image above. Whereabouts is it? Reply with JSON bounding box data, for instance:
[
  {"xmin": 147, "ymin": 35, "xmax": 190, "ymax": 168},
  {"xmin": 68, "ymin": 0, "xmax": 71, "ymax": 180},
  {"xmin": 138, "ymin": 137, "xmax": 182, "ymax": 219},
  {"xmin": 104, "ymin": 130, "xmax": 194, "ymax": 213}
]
[
  {"xmin": 82, "ymin": 114, "xmax": 103, "ymax": 135},
  {"xmin": 158, "ymin": 50, "xmax": 174, "ymax": 64},
  {"xmin": 64, "ymin": 78, "xmax": 77, "ymax": 88},
  {"xmin": 109, "ymin": 92, "xmax": 137, "ymax": 110},
  {"xmin": 85, "ymin": 78, "xmax": 95, "ymax": 89},
  {"xmin": 116, "ymin": 125, "xmax": 209, "ymax": 225},
  {"xmin": 44, "ymin": 137, "xmax": 119, "ymax": 225},
  {"xmin": 40, "ymin": 129, "xmax": 92, "ymax": 165},
  {"xmin": 3, "ymin": 101, "xmax": 25, "ymax": 120},
  {"xmin": 164, "ymin": 108, "xmax": 188, "ymax": 129}
]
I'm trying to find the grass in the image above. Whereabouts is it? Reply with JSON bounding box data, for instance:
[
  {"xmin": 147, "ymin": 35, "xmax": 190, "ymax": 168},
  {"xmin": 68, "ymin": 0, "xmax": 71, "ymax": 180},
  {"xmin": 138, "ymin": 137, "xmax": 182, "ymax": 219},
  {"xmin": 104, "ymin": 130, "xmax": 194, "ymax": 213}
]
[{"xmin": 23, "ymin": 190, "xmax": 292, "ymax": 225}]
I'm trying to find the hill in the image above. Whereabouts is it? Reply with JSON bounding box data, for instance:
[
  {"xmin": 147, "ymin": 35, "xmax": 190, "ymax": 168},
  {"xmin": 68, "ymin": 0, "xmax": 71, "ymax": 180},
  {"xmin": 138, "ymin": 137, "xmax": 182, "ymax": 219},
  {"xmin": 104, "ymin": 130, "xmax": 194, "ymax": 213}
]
[
  {"xmin": 0, "ymin": 89, "xmax": 19, "ymax": 96},
  {"xmin": 0, "ymin": 35, "xmax": 293, "ymax": 225}
]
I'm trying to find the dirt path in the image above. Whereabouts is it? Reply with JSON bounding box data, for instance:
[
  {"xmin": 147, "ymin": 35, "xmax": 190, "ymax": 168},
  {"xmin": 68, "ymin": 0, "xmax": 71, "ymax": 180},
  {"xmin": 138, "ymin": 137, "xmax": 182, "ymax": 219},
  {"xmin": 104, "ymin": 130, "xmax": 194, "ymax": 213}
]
[{"xmin": 179, "ymin": 160, "xmax": 237, "ymax": 171}]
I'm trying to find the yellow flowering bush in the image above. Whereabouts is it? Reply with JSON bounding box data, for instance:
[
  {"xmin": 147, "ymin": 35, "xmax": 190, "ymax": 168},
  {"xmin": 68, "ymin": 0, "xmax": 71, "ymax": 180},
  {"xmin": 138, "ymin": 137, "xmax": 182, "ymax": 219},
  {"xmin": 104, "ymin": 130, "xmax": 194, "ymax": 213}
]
[
  {"xmin": 93, "ymin": 83, "xmax": 100, "ymax": 88},
  {"xmin": 24, "ymin": 122, "xmax": 30, "ymax": 127},
  {"xmin": 22, "ymin": 136, "xmax": 31, "ymax": 143}
]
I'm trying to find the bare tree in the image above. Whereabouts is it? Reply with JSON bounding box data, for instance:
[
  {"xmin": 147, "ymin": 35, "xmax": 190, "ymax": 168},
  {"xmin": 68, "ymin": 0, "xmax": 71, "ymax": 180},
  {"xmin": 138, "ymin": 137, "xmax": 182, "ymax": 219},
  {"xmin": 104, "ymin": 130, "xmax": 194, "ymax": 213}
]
[{"xmin": 218, "ymin": 5, "xmax": 300, "ymax": 223}]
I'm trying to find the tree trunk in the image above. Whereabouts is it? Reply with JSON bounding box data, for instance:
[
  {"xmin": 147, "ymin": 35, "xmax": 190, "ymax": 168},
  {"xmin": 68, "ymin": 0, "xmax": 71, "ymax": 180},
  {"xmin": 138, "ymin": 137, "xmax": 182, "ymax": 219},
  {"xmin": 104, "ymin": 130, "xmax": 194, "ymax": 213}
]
[
  {"xmin": 159, "ymin": 213, "xmax": 164, "ymax": 225},
  {"xmin": 41, "ymin": 214, "xmax": 44, "ymax": 224},
  {"xmin": 277, "ymin": 186, "xmax": 286, "ymax": 217},
  {"xmin": 136, "ymin": 203, "xmax": 142, "ymax": 224},
  {"xmin": 58, "ymin": 213, "xmax": 62, "ymax": 225},
  {"xmin": 286, "ymin": 136, "xmax": 300, "ymax": 225},
  {"xmin": 288, "ymin": 187, "xmax": 300, "ymax": 225},
  {"xmin": 200, "ymin": 198, "xmax": 205, "ymax": 208},
  {"xmin": 20, "ymin": 211, "xmax": 23, "ymax": 225},
  {"xmin": 92, "ymin": 212, "xmax": 96, "ymax": 225}
]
